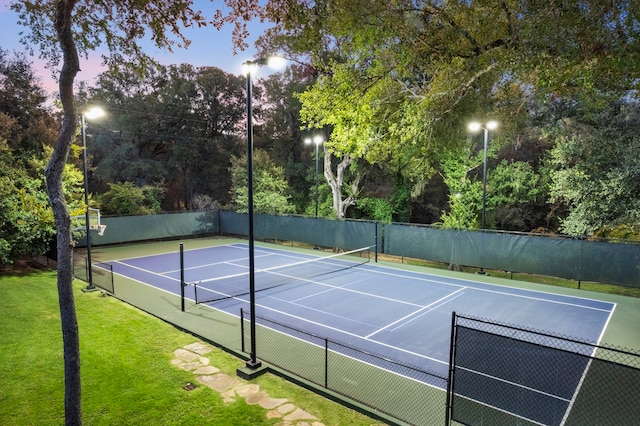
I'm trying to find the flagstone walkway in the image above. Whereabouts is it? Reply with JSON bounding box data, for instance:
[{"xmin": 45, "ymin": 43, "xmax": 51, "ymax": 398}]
[{"xmin": 171, "ymin": 342, "xmax": 326, "ymax": 426}]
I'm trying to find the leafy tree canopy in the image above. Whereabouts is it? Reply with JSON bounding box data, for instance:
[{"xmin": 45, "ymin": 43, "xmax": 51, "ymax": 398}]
[
  {"xmin": 229, "ymin": 149, "xmax": 295, "ymax": 215},
  {"xmin": 0, "ymin": 50, "xmax": 78, "ymax": 264},
  {"xmin": 99, "ymin": 181, "xmax": 164, "ymax": 216},
  {"xmin": 546, "ymin": 102, "xmax": 640, "ymax": 236},
  {"xmin": 82, "ymin": 61, "xmax": 246, "ymax": 210},
  {"xmin": 258, "ymin": 0, "xmax": 639, "ymax": 187},
  {"xmin": 11, "ymin": 0, "xmax": 265, "ymax": 73},
  {"xmin": 0, "ymin": 48, "xmax": 58, "ymax": 160}
]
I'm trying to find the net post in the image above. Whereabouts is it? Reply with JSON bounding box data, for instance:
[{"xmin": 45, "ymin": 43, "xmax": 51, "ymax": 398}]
[{"xmin": 180, "ymin": 243, "xmax": 185, "ymax": 312}]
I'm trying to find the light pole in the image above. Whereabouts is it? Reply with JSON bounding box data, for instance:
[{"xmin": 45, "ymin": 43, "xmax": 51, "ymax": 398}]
[
  {"xmin": 81, "ymin": 106, "xmax": 105, "ymax": 292},
  {"xmin": 304, "ymin": 135, "xmax": 324, "ymax": 218},
  {"xmin": 468, "ymin": 120, "xmax": 498, "ymax": 274},
  {"xmin": 242, "ymin": 56, "xmax": 285, "ymax": 370}
]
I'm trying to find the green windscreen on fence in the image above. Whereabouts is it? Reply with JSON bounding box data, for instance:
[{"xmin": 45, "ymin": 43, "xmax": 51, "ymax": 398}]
[
  {"xmin": 384, "ymin": 223, "xmax": 640, "ymax": 287},
  {"xmin": 83, "ymin": 211, "xmax": 639, "ymax": 288},
  {"xmin": 220, "ymin": 211, "xmax": 379, "ymax": 251},
  {"xmin": 579, "ymin": 240, "xmax": 640, "ymax": 286},
  {"xmin": 79, "ymin": 211, "xmax": 219, "ymax": 246}
]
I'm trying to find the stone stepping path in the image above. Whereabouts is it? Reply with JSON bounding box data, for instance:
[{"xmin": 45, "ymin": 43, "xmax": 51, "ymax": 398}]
[{"xmin": 172, "ymin": 342, "xmax": 326, "ymax": 426}]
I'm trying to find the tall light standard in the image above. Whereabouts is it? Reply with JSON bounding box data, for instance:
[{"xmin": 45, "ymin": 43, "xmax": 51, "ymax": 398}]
[
  {"xmin": 468, "ymin": 120, "xmax": 498, "ymax": 274},
  {"xmin": 242, "ymin": 56, "xmax": 285, "ymax": 370},
  {"xmin": 304, "ymin": 135, "xmax": 324, "ymax": 218},
  {"xmin": 81, "ymin": 106, "xmax": 105, "ymax": 291}
]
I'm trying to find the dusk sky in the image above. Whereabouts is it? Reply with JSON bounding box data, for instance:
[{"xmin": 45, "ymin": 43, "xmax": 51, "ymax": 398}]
[{"xmin": 0, "ymin": 0, "xmax": 272, "ymax": 98}]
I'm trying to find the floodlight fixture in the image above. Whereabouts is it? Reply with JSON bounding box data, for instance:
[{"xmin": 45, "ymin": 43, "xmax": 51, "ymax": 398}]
[
  {"xmin": 242, "ymin": 55, "xmax": 285, "ymax": 76},
  {"xmin": 84, "ymin": 106, "xmax": 105, "ymax": 120},
  {"xmin": 466, "ymin": 119, "xmax": 499, "ymax": 274},
  {"xmin": 304, "ymin": 134, "xmax": 325, "ymax": 219}
]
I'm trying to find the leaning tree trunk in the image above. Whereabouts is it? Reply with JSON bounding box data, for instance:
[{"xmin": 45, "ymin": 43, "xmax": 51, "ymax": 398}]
[
  {"xmin": 45, "ymin": 1, "xmax": 82, "ymax": 424},
  {"xmin": 322, "ymin": 147, "xmax": 360, "ymax": 219}
]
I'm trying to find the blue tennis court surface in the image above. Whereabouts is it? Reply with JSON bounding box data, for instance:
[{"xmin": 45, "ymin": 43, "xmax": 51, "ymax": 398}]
[{"xmin": 104, "ymin": 243, "xmax": 616, "ymax": 379}]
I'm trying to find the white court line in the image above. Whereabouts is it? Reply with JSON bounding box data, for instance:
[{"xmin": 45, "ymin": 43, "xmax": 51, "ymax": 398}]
[
  {"xmin": 255, "ymin": 299, "xmax": 450, "ymax": 366},
  {"xmin": 559, "ymin": 304, "xmax": 618, "ymax": 425},
  {"xmin": 463, "ymin": 285, "xmax": 613, "ymax": 313},
  {"xmin": 240, "ymin": 266, "xmax": 427, "ymax": 308},
  {"xmin": 111, "ymin": 260, "xmax": 181, "ymax": 283},
  {"xmin": 108, "ymin": 244, "xmax": 616, "ymax": 376},
  {"xmin": 177, "ymin": 252, "xmax": 274, "ymax": 275},
  {"xmin": 267, "ymin": 284, "xmax": 383, "ymax": 331},
  {"xmin": 457, "ymin": 365, "xmax": 572, "ymax": 403},
  {"xmin": 366, "ymin": 288, "xmax": 466, "ymax": 338},
  {"xmin": 358, "ymin": 263, "xmax": 615, "ymax": 312},
  {"xmin": 453, "ymin": 393, "xmax": 547, "ymax": 426},
  {"xmin": 113, "ymin": 242, "xmax": 613, "ymax": 313},
  {"xmin": 106, "ymin": 243, "xmax": 274, "ymax": 276},
  {"xmin": 290, "ymin": 276, "xmax": 371, "ymax": 303},
  {"xmin": 107, "ymin": 265, "xmax": 182, "ymax": 301},
  {"xmin": 231, "ymin": 243, "xmax": 342, "ymax": 264},
  {"xmin": 162, "ymin": 257, "xmax": 257, "ymax": 276},
  {"xmin": 389, "ymin": 292, "xmax": 465, "ymax": 332},
  {"xmin": 107, "ymin": 243, "xmax": 611, "ymax": 308},
  {"xmin": 560, "ymin": 357, "xmax": 596, "ymax": 425},
  {"xmin": 596, "ymin": 303, "xmax": 617, "ymax": 345},
  {"xmin": 232, "ymin": 303, "xmax": 449, "ymax": 391}
]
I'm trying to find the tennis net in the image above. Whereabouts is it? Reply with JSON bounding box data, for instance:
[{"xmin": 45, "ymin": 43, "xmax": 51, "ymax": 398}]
[{"xmin": 190, "ymin": 245, "xmax": 373, "ymax": 305}]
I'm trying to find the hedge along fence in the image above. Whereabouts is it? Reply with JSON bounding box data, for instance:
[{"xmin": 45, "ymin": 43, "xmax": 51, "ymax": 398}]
[{"xmin": 80, "ymin": 211, "xmax": 640, "ymax": 288}]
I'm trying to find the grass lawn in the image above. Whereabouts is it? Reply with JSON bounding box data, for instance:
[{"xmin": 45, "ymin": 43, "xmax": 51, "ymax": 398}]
[{"xmin": 0, "ymin": 268, "xmax": 383, "ymax": 425}]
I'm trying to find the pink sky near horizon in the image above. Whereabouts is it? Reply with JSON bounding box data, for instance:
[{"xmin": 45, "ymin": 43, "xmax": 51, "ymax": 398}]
[{"xmin": 0, "ymin": 0, "xmax": 272, "ymax": 102}]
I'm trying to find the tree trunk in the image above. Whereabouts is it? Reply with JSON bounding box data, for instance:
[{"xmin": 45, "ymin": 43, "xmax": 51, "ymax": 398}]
[
  {"xmin": 45, "ymin": 1, "xmax": 82, "ymax": 424},
  {"xmin": 322, "ymin": 146, "xmax": 360, "ymax": 218}
]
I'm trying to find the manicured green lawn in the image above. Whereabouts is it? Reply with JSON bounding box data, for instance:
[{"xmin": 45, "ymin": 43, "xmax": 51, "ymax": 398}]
[{"xmin": 0, "ymin": 269, "xmax": 382, "ymax": 425}]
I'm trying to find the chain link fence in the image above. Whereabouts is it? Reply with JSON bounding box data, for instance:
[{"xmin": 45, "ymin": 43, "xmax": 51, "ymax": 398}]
[
  {"xmin": 241, "ymin": 309, "xmax": 448, "ymax": 426},
  {"xmin": 39, "ymin": 243, "xmax": 639, "ymax": 426},
  {"xmin": 447, "ymin": 313, "xmax": 640, "ymax": 425},
  {"xmin": 73, "ymin": 252, "xmax": 114, "ymax": 293}
]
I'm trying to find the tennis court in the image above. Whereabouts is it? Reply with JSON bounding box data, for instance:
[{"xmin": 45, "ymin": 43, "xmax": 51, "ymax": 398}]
[{"xmin": 102, "ymin": 242, "xmax": 615, "ymax": 380}]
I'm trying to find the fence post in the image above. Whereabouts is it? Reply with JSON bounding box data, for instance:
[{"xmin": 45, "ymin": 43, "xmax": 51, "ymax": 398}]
[
  {"xmin": 180, "ymin": 243, "xmax": 185, "ymax": 312},
  {"xmin": 374, "ymin": 222, "xmax": 379, "ymax": 262},
  {"xmin": 109, "ymin": 264, "xmax": 114, "ymax": 294},
  {"xmin": 324, "ymin": 338, "xmax": 329, "ymax": 388},
  {"xmin": 445, "ymin": 311, "xmax": 457, "ymax": 426},
  {"xmin": 240, "ymin": 308, "xmax": 245, "ymax": 353}
]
